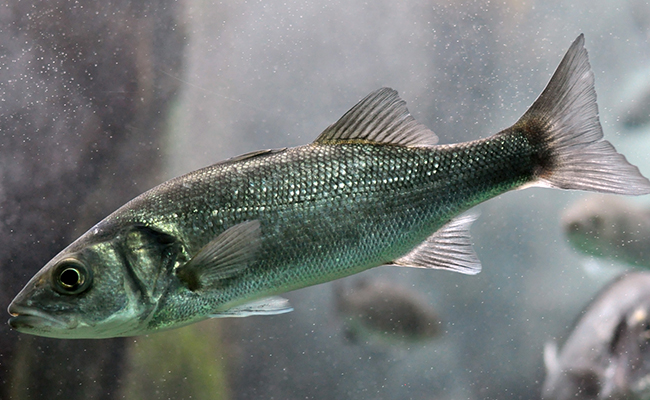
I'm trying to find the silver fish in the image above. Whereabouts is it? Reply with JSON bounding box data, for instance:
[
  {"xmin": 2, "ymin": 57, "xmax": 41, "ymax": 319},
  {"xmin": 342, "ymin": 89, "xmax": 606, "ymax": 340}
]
[
  {"xmin": 334, "ymin": 278, "xmax": 441, "ymax": 345},
  {"xmin": 8, "ymin": 34, "xmax": 650, "ymax": 338},
  {"xmin": 563, "ymin": 195, "xmax": 650, "ymax": 268},
  {"xmin": 543, "ymin": 272, "xmax": 650, "ymax": 400}
]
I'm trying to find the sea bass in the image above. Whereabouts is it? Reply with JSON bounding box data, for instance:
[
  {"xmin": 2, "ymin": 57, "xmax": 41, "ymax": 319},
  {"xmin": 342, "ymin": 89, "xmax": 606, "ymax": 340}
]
[
  {"xmin": 8, "ymin": 35, "xmax": 650, "ymax": 338},
  {"xmin": 334, "ymin": 278, "xmax": 441, "ymax": 345},
  {"xmin": 543, "ymin": 272, "xmax": 650, "ymax": 400},
  {"xmin": 562, "ymin": 195, "xmax": 650, "ymax": 268}
]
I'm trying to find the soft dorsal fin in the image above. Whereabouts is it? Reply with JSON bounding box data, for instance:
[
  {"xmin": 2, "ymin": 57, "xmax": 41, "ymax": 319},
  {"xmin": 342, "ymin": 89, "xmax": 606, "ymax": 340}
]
[{"xmin": 314, "ymin": 88, "xmax": 438, "ymax": 147}]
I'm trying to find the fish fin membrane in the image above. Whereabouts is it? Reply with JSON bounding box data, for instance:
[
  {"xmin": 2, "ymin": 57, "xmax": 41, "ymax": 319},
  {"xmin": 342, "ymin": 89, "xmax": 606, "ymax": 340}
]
[
  {"xmin": 208, "ymin": 296, "xmax": 293, "ymax": 318},
  {"xmin": 392, "ymin": 213, "xmax": 481, "ymax": 275},
  {"xmin": 516, "ymin": 34, "xmax": 650, "ymax": 195},
  {"xmin": 315, "ymin": 88, "xmax": 439, "ymax": 147},
  {"xmin": 176, "ymin": 220, "xmax": 261, "ymax": 291}
]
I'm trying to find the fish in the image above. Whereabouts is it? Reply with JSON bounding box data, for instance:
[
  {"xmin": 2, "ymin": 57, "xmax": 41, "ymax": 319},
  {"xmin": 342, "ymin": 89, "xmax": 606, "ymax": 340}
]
[
  {"xmin": 7, "ymin": 34, "xmax": 650, "ymax": 339},
  {"xmin": 562, "ymin": 195, "xmax": 650, "ymax": 268},
  {"xmin": 621, "ymin": 86, "xmax": 650, "ymax": 131},
  {"xmin": 334, "ymin": 278, "xmax": 441, "ymax": 345},
  {"xmin": 542, "ymin": 271, "xmax": 650, "ymax": 400}
]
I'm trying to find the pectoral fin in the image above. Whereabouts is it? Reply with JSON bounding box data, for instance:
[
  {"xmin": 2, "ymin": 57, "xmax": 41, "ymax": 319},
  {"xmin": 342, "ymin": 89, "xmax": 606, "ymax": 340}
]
[
  {"xmin": 391, "ymin": 214, "xmax": 481, "ymax": 275},
  {"xmin": 176, "ymin": 220, "xmax": 261, "ymax": 291},
  {"xmin": 209, "ymin": 296, "xmax": 293, "ymax": 318}
]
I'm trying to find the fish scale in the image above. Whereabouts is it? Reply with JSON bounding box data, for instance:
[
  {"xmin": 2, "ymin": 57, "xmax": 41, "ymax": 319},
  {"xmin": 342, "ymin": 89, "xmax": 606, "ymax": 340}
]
[{"xmin": 8, "ymin": 35, "xmax": 650, "ymax": 338}]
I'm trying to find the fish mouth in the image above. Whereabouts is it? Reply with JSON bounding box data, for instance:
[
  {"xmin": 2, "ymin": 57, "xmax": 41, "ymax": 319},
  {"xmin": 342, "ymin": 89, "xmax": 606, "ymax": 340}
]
[{"xmin": 7, "ymin": 304, "xmax": 67, "ymax": 331}]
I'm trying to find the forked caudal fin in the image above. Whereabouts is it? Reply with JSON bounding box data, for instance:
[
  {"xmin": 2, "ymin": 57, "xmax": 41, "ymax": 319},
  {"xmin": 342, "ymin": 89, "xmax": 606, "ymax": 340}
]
[{"xmin": 512, "ymin": 34, "xmax": 650, "ymax": 195}]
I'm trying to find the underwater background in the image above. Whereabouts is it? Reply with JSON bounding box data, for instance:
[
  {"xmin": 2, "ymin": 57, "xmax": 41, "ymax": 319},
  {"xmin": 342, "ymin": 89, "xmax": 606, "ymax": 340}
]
[{"xmin": 3, "ymin": 0, "xmax": 650, "ymax": 399}]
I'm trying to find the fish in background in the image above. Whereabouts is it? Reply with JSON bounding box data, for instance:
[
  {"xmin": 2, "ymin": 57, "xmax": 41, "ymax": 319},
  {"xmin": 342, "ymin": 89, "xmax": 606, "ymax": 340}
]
[
  {"xmin": 7, "ymin": 34, "xmax": 650, "ymax": 339},
  {"xmin": 617, "ymin": 1, "xmax": 650, "ymax": 132},
  {"xmin": 620, "ymin": 86, "xmax": 650, "ymax": 131},
  {"xmin": 334, "ymin": 278, "xmax": 441, "ymax": 345},
  {"xmin": 542, "ymin": 272, "xmax": 650, "ymax": 400},
  {"xmin": 562, "ymin": 195, "xmax": 650, "ymax": 268}
]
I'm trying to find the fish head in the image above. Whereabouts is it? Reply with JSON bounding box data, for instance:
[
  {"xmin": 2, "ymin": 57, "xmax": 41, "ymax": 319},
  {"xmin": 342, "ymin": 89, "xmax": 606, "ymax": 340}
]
[
  {"xmin": 542, "ymin": 342, "xmax": 603, "ymax": 400},
  {"xmin": 8, "ymin": 223, "xmax": 178, "ymax": 338},
  {"xmin": 602, "ymin": 305, "xmax": 650, "ymax": 399},
  {"xmin": 562, "ymin": 209, "xmax": 611, "ymax": 258}
]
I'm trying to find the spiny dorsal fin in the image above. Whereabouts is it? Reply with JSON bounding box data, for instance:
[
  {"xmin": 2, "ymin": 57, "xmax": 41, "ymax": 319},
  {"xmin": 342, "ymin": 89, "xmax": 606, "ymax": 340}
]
[
  {"xmin": 176, "ymin": 220, "xmax": 261, "ymax": 291},
  {"xmin": 391, "ymin": 213, "xmax": 481, "ymax": 275},
  {"xmin": 315, "ymin": 88, "xmax": 438, "ymax": 147},
  {"xmin": 220, "ymin": 148, "xmax": 287, "ymax": 166}
]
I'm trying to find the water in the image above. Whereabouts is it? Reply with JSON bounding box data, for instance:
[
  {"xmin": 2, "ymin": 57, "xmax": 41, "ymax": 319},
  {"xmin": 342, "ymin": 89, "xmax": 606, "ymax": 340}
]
[{"xmin": 3, "ymin": 0, "xmax": 650, "ymax": 399}]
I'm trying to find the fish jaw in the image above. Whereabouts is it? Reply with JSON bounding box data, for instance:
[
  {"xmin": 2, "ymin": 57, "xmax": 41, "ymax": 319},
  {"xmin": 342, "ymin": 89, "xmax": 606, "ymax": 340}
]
[
  {"xmin": 7, "ymin": 296, "xmax": 149, "ymax": 339},
  {"xmin": 7, "ymin": 268, "xmax": 72, "ymax": 337},
  {"xmin": 8, "ymin": 303, "xmax": 68, "ymax": 334},
  {"xmin": 7, "ymin": 282, "xmax": 87, "ymax": 338}
]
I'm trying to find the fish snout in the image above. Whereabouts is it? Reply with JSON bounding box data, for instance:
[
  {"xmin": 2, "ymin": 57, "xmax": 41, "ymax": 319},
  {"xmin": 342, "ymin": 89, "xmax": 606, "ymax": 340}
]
[{"xmin": 7, "ymin": 302, "xmax": 66, "ymax": 332}]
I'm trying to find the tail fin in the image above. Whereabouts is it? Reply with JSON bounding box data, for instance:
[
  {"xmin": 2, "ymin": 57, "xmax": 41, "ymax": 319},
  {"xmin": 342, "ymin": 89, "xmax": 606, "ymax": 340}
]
[{"xmin": 515, "ymin": 34, "xmax": 650, "ymax": 195}]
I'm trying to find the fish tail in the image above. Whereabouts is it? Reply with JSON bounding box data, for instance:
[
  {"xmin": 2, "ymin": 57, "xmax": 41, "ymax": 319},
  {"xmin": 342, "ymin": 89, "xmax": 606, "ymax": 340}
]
[{"xmin": 513, "ymin": 34, "xmax": 650, "ymax": 195}]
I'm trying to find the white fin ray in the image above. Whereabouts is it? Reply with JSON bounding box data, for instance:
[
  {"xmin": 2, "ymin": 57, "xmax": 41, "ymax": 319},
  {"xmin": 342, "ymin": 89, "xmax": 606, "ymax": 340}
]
[
  {"xmin": 392, "ymin": 214, "xmax": 481, "ymax": 275},
  {"xmin": 209, "ymin": 296, "xmax": 293, "ymax": 318},
  {"xmin": 315, "ymin": 88, "xmax": 439, "ymax": 147}
]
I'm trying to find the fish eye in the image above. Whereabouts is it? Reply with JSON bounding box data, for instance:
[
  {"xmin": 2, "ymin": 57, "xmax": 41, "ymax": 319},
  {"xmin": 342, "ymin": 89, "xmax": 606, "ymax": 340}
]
[{"xmin": 52, "ymin": 259, "xmax": 93, "ymax": 295}]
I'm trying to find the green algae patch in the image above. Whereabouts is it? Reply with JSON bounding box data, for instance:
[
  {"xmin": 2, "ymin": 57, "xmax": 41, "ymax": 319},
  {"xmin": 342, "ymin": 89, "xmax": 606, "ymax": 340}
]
[{"xmin": 120, "ymin": 321, "xmax": 229, "ymax": 400}]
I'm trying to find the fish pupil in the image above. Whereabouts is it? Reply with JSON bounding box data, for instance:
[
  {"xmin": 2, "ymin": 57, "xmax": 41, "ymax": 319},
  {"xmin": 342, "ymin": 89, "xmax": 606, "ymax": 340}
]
[{"xmin": 59, "ymin": 268, "xmax": 82, "ymax": 288}]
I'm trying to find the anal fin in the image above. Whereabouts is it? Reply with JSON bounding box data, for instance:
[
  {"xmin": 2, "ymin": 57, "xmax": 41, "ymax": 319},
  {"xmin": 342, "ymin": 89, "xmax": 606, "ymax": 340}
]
[
  {"xmin": 392, "ymin": 214, "xmax": 481, "ymax": 275},
  {"xmin": 209, "ymin": 296, "xmax": 293, "ymax": 318}
]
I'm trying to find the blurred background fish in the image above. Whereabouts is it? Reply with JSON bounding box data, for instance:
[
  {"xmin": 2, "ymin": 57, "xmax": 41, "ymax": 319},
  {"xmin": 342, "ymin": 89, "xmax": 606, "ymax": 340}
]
[
  {"xmin": 562, "ymin": 195, "xmax": 650, "ymax": 269},
  {"xmin": 542, "ymin": 272, "xmax": 650, "ymax": 400},
  {"xmin": 334, "ymin": 278, "xmax": 442, "ymax": 345},
  {"xmin": 620, "ymin": 83, "xmax": 650, "ymax": 131}
]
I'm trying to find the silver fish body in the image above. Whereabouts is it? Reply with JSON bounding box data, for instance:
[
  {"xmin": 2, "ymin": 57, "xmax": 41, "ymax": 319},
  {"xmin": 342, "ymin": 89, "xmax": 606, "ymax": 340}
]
[
  {"xmin": 543, "ymin": 272, "xmax": 650, "ymax": 400},
  {"xmin": 8, "ymin": 35, "xmax": 650, "ymax": 338},
  {"xmin": 562, "ymin": 195, "xmax": 650, "ymax": 268}
]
